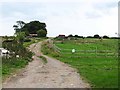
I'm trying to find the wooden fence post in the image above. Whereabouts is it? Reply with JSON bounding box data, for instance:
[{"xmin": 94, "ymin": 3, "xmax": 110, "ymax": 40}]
[
  {"xmin": 96, "ymin": 47, "xmax": 97, "ymax": 57},
  {"xmin": 106, "ymin": 50, "xmax": 107, "ymax": 57}
]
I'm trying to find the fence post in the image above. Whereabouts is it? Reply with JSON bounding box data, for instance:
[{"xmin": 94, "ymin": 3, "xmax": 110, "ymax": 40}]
[
  {"xmin": 106, "ymin": 49, "xmax": 108, "ymax": 57},
  {"xmin": 106, "ymin": 50, "xmax": 107, "ymax": 57},
  {"xmin": 96, "ymin": 47, "xmax": 97, "ymax": 57}
]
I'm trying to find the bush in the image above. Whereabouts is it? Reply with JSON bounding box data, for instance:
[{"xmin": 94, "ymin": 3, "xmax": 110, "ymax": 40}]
[
  {"xmin": 37, "ymin": 29, "xmax": 47, "ymax": 37},
  {"xmin": 24, "ymin": 38, "xmax": 31, "ymax": 42},
  {"xmin": 2, "ymin": 38, "xmax": 33, "ymax": 78},
  {"xmin": 41, "ymin": 41, "xmax": 61, "ymax": 57}
]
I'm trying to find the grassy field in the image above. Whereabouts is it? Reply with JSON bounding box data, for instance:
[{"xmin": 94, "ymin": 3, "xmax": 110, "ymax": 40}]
[{"xmin": 42, "ymin": 38, "xmax": 118, "ymax": 88}]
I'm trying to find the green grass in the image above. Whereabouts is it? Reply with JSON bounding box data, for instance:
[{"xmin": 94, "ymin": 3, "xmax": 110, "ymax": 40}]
[
  {"xmin": 23, "ymin": 37, "xmax": 46, "ymax": 47},
  {"xmin": 55, "ymin": 39, "xmax": 117, "ymax": 51},
  {"xmin": 2, "ymin": 57, "xmax": 29, "ymax": 81},
  {"xmin": 23, "ymin": 40, "xmax": 35, "ymax": 47},
  {"xmin": 41, "ymin": 38, "xmax": 118, "ymax": 88},
  {"xmin": 59, "ymin": 57, "xmax": 118, "ymax": 88}
]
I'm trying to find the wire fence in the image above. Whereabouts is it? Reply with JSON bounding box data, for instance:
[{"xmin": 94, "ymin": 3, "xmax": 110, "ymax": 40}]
[{"xmin": 53, "ymin": 44, "xmax": 118, "ymax": 58}]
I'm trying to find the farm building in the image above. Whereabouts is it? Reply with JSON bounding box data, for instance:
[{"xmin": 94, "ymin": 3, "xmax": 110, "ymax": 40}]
[
  {"xmin": 57, "ymin": 34, "xmax": 68, "ymax": 39},
  {"xmin": 29, "ymin": 34, "xmax": 38, "ymax": 37}
]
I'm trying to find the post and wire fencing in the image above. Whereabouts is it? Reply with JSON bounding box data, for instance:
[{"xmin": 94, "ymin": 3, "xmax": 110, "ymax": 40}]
[{"xmin": 53, "ymin": 44, "xmax": 118, "ymax": 58}]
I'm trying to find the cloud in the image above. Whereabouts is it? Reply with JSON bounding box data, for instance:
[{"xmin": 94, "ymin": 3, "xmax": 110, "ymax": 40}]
[
  {"xmin": 0, "ymin": 0, "xmax": 118, "ymax": 37},
  {"xmin": 94, "ymin": 2, "xmax": 117, "ymax": 9},
  {"xmin": 85, "ymin": 10, "xmax": 102, "ymax": 19}
]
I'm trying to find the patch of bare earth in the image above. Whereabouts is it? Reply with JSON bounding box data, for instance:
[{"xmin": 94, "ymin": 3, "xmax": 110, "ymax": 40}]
[{"xmin": 2, "ymin": 42, "xmax": 90, "ymax": 88}]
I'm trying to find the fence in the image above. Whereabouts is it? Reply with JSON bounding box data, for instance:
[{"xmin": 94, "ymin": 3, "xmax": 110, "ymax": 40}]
[{"xmin": 53, "ymin": 44, "xmax": 118, "ymax": 58}]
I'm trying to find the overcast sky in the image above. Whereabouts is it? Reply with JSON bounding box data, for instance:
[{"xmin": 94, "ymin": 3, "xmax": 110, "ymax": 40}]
[{"xmin": 0, "ymin": 0, "xmax": 119, "ymax": 37}]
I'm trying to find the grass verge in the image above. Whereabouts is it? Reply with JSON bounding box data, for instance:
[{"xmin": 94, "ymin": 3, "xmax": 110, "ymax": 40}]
[
  {"xmin": 23, "ymin": 38, "xmax": 45, "ymax": 47},
  {"xmin": 41, "ymin": 40, "xmax": 61, "ymax": 57},
  {"xmin": 2, "ymin": 57, "xmax": 30, "ymax": 81}
]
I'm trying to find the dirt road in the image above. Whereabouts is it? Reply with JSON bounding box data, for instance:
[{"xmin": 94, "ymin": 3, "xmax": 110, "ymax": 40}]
[{"xmin": 2, "ymin": 42, "xmax": 90, "ymax": 88}]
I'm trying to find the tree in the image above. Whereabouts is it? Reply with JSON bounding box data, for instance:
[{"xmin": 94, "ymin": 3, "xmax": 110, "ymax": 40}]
[
  {"xmin": 22, "ymin": 21, "xmax": 47, "ymax": 34},
  {"xmin": 37, "ymin": 29, "xmax": 47, "ymax": 37},
  {"xmin": 74, "ymin": 35, "xmax": 84, "ymax": 38},
  {"xmin": 16, "ymin": 21, "xmax": 25, "ymax": 28},
  {"xmin": 87, "ymin": 36, "xmax": 93, "ymax": 38},
  {"xmin": 13, "ymin": 21, "xmax": 25, "ymax": 34},
  {"xmin": 74, "ymin": 35, "xmax": 79, "ymax": 38},
  {"xmin": 68, "ymin": 34, "xmax": 73, "ymax": 37},
  {"xmin": 13, "ymin": 20, "xmax": 47, "ymax": 37},
  {"xmin": 103, "ymin": 35, "xmax": 109, "ymax": 39},
  {"xmin": 94, "ymin": 34, "xmax": 100, "ymax": 38},
  {"xmin": 4, "ymin": 35, "xmax": 8, "ymax": 41},
  {"xmin": 13, "ymin": 25, "xmax": 19, "ymax": 33},
  {"xmin": 16, "ymin": 32, "xmax": 26, "ymax": 44}
]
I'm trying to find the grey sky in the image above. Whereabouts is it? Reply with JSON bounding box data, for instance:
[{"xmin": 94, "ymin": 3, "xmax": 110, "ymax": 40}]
[{"xmin": 0, "ymin": 0, "xmax": 118, "ymax": 37}]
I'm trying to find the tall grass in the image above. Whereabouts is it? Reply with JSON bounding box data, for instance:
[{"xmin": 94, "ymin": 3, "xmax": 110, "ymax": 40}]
[{"xmin": 41, "ymin": 40, "xmax": 61, "ymax": 57}]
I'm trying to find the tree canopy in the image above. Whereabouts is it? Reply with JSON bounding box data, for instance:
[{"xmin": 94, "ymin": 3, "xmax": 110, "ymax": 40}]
[
  {"xmin": 13, "ymin": 20, "xmax": 47, "ymax": 37},
  {"xmin": 103, "ymin": 35, "xmax": 109, "ymax": 39},
  {"xmin": 94, "ymin": 34, "xmax": 100, "ymax": 38},
  {"xmin": 37, "ymin": 29, "xmax": 47, "ymax": 37}
]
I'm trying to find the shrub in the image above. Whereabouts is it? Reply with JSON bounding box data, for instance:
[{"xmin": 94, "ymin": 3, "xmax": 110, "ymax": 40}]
[
  {"xmin": 24, "ymin": 38, "xmax": 31, "ymax": 42},
  {"xmin": 41, "ymin": 41, "xmax": 61, "ymax": 57},
  {"xmin": 37, "ymin": 29, "xmax": 47, "ymax": 37}
]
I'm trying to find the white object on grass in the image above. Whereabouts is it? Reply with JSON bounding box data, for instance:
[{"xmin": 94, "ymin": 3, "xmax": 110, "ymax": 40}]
[{"xmin": 72, "ymin": 49, "xmax": 75, "ymax": 53}]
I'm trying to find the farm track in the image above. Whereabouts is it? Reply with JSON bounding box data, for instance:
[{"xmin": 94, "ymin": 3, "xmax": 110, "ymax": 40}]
[{"xmin": 2, "ymin": 41, "xmax": 90, "ymax": 88}]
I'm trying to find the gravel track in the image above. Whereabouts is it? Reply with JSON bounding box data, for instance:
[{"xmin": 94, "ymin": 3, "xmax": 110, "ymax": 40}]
[{"xmin": 2, "ymin": 41, "xmax": 90, "ymax": 88}]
